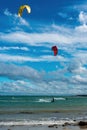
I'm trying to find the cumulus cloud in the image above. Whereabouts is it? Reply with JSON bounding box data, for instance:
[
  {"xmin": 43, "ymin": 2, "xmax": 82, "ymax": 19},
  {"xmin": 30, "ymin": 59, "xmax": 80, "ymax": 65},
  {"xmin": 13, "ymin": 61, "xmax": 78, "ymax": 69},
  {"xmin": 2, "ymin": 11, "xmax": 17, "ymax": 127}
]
[
  {"xmin": 0, "ymin": 63, "xmax": 87, "ymax": 94},
  {"xmin": 72, "ymin": 75, "xmax": 87, "ymax": 84},
  {"xmin": 75, "ymin": 11, "xmax": 87, "ymax": 32},
  {"xmin": 0, "ymin": 63, "xmax": 41, "ymax": 81},
  {"xmin": 79, "ymin": 11, "xmax": 87, "ymax": 24},
  {"xmin": 67, "ymin": 57, "xmax": 87, "ymax": 76},
  {"xmin": 0, "ymin": 80, "xmax": 35, "ymax": 94},
  {"xmin": 66, "ymin": 60, "xmax": 87, "ymax": 87},
  {"xmin": 74, "ymin": 52, "xmax": 87, "ymax": 64},
  {"xmin": 75, "ymin": 23, "xmax": 87, "ymax": 32}
]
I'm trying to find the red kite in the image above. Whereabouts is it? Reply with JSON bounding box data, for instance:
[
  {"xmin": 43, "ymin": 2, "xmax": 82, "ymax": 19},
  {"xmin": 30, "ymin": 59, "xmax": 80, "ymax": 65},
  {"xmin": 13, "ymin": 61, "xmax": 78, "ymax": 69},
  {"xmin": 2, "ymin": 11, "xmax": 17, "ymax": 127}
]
[{"xmin": 52, "ymin": 46, "xmax": 58, "ymax": 56}]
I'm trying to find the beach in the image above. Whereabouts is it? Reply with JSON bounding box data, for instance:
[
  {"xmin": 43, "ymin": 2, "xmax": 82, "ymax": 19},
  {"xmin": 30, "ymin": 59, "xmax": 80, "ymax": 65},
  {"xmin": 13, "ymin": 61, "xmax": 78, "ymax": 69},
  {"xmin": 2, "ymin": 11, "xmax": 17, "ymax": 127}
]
[
  {"xmin": 0, "ymin": 122, "xmax": 87, "ymax": 130},
  {"xmin": 0, "ymin": 96, "xmax": 87, "ymax": 130},
  {"xmin": 0, "ymin": 125, "xmax": 80, "ymax": 130}
]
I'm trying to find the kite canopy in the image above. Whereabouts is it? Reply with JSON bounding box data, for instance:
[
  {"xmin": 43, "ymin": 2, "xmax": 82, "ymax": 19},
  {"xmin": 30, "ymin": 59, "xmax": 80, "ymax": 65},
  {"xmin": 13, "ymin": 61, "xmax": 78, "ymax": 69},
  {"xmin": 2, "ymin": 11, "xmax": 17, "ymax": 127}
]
[
  {"xmin": 18, "ymin": 5, "xmax": 31, "ymax": 17},
  {"xmin": 52, "ymin": 46, "xmax": 58, "ymax": 56}
]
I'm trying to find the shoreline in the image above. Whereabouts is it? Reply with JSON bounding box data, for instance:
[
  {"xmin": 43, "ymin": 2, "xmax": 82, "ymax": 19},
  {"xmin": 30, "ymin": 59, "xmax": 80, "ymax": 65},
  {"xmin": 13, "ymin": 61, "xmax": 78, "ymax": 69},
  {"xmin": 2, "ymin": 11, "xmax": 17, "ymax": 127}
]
[
  {"xmin": 0, "ymin": 120, "xmax": 87, "ymax": 130},
  {"xmin": 0, "ymin": 119, "xmax": 87, "ymax": 127}
]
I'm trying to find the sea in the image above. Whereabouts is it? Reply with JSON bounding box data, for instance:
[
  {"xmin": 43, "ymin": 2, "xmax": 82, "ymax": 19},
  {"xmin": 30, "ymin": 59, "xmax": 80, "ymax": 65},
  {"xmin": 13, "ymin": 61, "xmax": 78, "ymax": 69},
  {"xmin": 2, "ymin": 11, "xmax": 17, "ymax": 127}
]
[{"xmin": 0, "ymin": 95, "xmax": 87, "ymax": 126}]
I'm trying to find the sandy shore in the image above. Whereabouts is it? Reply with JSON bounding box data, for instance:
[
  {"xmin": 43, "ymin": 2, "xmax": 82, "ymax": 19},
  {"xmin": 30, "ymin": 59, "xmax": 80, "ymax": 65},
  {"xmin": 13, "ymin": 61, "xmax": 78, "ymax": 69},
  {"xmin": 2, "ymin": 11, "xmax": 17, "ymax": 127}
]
[{"xmin": 0, "ymin": 124, "xmax": 87, "ymax": 130}]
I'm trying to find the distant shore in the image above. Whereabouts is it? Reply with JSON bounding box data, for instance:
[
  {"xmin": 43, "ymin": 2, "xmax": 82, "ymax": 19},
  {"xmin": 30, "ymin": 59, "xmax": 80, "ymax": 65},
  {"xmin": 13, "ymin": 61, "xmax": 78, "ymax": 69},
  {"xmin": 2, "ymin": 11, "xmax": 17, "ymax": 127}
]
[{"xmin": 76, "ymin": 95, "xmax": 87, "ymax": 97}]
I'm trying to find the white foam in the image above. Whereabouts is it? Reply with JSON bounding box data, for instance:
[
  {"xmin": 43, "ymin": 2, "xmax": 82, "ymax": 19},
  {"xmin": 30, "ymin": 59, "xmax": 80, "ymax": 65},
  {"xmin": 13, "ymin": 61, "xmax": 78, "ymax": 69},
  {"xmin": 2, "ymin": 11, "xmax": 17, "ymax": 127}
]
[
  {"xmin": 54, "ymin": 97, "xmax": 66, "ymax": 100},
  {"xmin": 0, "ymin": 120, "xmax": 76, "ymax": 126},
  {"xmin": 36, "ymin": 97, "xmax": 66, "ymax": 103},
  {"xmin": 37, "ymin": 98, "xmax": 51, "ymax": 103}
]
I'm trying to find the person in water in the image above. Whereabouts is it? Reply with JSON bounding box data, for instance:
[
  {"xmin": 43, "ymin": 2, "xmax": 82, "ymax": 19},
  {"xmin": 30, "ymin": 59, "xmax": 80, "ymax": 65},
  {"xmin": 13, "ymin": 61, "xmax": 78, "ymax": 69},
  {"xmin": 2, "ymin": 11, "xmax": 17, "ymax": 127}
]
[{"xmin": 51, "ymin": 97, "xmax": 55, "ymax": 102}]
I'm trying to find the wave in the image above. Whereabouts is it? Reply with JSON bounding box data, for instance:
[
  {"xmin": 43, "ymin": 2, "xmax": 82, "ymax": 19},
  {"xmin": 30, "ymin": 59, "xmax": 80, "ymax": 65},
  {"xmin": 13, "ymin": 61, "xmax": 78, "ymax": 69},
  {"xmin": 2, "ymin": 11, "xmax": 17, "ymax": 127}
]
[
  {"xmin": 0, "ymin": 119, "xmax": 76, "ymax": 126},
  {"xmin": 36, "ymin": 98, "xmax": 51, "ymax": 103},
  {"xmin": 54, "ymin": 97, "xmax": 66, "ymax": 100},
  {"xmin": 36, "ymin": 97, "xmax": 66, "ymax": 103}
]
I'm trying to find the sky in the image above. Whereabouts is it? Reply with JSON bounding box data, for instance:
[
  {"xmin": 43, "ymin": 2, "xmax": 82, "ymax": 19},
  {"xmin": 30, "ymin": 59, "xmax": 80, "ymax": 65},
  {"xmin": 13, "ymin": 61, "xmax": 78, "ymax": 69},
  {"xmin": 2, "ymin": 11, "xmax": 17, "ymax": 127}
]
[{"xmin": 0, "ymin": 0, "xmax": 87, "ymax": 95}]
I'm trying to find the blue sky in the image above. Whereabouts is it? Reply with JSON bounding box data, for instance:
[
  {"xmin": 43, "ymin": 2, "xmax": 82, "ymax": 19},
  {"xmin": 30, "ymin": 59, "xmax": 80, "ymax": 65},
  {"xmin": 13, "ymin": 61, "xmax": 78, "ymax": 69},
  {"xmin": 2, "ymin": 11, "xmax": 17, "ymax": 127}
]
[{"xmin": 0, "ymin": 0, "xmax": 87, "ymax": 95}]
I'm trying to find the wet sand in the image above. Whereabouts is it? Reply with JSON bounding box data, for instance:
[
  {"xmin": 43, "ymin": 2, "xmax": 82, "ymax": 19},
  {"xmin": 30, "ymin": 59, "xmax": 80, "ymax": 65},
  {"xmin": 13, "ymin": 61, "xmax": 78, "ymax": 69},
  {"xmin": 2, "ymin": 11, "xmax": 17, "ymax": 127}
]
[{"xmin": 0, "ymin": 124, "xmax": 87, "ymax": 130}]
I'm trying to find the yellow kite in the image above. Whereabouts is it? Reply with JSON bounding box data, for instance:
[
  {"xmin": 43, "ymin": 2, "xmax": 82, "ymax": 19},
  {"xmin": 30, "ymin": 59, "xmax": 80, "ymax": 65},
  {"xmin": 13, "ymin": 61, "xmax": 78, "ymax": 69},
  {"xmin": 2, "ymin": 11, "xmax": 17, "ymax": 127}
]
[{"xmin": 18, "ymin": 5, "xmax": 31, "ymax": 17}]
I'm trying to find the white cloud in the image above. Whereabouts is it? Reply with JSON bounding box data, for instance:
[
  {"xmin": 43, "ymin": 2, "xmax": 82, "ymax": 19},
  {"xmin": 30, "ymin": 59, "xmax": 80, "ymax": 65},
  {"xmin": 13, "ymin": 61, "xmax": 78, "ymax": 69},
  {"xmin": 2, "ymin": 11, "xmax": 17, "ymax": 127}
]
[
  {"xmin": 74, "ymin": 4, "xmax": 87, "ymax": 12},
  {"xmin": 2, "ymin": 9, "xmax": 87, "ymax": 47},
  {"xmin": 75, "ymin": 11, "xmax": 87, "ymax": 32},
  {"xmin": 0, "ymin": 62, "xmax": 87, "ymax": 95},
  {"xmin": 18, "ymin": 17, "xmax": 29, "ymax": 26},
  {"xmin": 0, "ymin": 31, "xmax": 72, "ymax": 45},
  {"xmin": 0, "ymin": 63, "xmax": 41, "ymax": 81},
  {"xmin": 4, "ymin": 9, "xmax": 29, "ymax": 27},
  {"xmin": 58, "ymin": 12, "xmax": 68, "ymax": 18},
  {"xmin": 75, "ymin": 23, "xmax": 87, "ymax": 32},
  {"xmin": 4, "ymin": 9, "xmax": 12, "ymax": 16},
  {"xmin": 79, "ymin": 11, "xmax": 87, "ymax": 24},
  {"xmin": 74, "ymin": 52, "xmax": 87, "ymax": 64},
  {"xmin": 67, "ymin": 60, "xmax": 87, "ymax": 74},
  {"xmin": 0, "ymin": 46, "xmax": 29, "ymax": 51},
  {"xmin": 0, "ymin": 54, "xmax": 65, "ymax": 62},
  {"xmin": 0, "ymin": 80, "xmax": 35, "ymax": 94},
  {"xmin": 73, "ymin": 75, "xmax": 87, "ymax": 83},
  {"xmin": 0, "ymin": 22, "xmax": 87, "ymax": 47}
]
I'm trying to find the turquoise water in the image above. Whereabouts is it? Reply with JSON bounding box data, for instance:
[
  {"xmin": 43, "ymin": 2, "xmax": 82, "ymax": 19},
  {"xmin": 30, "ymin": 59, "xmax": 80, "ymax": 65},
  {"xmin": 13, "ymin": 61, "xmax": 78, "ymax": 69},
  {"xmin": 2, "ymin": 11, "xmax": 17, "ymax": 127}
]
[
  {"xmin": 0, "ymin": 95, "xmax": 87, "ymax": 126},
  {"xmin": 0, "ymin": 95, "xmax": 87, "ymax": 113}
]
